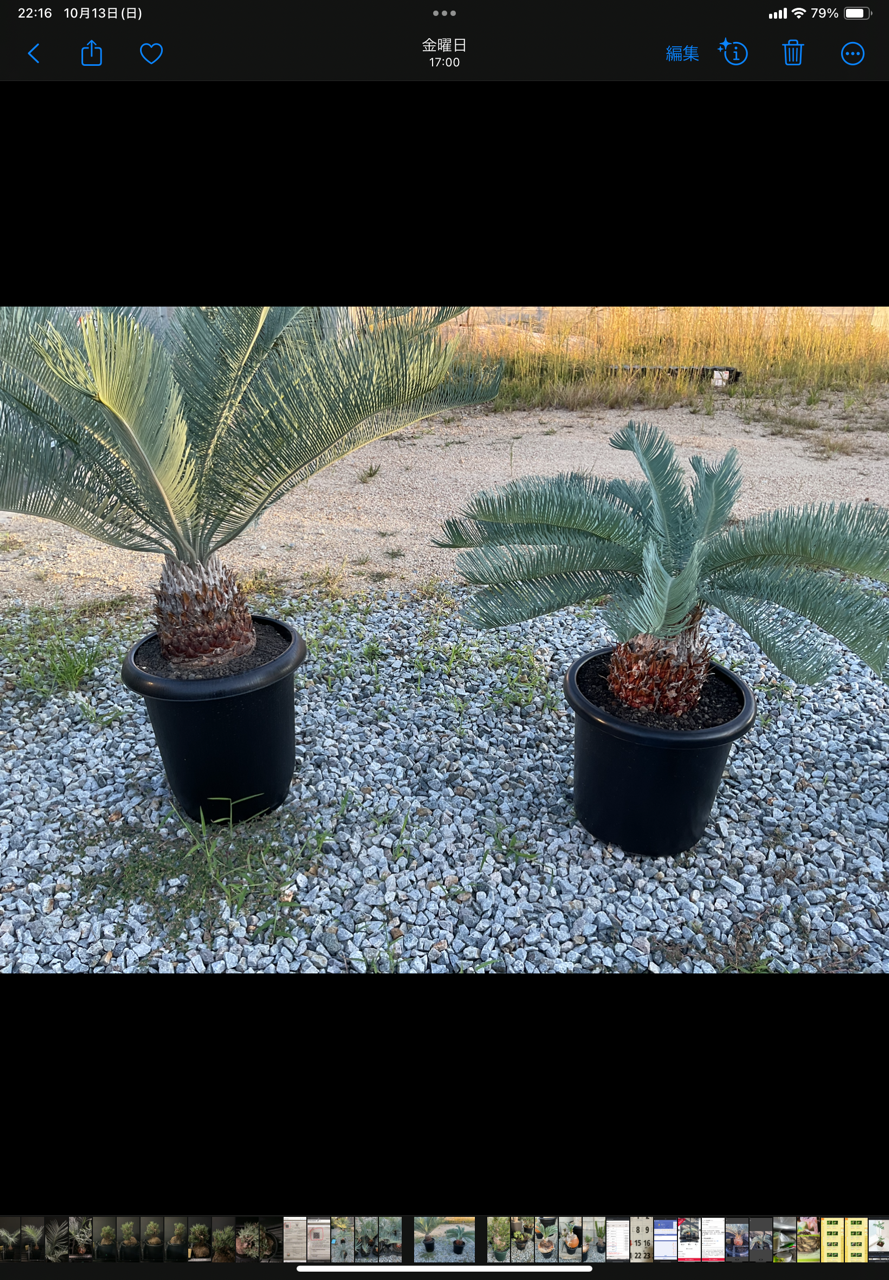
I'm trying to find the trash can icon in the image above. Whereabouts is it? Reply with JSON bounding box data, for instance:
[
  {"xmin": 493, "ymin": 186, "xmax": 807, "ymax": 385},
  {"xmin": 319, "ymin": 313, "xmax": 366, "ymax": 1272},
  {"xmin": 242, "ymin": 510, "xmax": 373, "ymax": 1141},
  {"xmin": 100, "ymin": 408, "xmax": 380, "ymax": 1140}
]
[{"xmin": 783, "ymin": 37, "xmax": 804, "ymax": 63}]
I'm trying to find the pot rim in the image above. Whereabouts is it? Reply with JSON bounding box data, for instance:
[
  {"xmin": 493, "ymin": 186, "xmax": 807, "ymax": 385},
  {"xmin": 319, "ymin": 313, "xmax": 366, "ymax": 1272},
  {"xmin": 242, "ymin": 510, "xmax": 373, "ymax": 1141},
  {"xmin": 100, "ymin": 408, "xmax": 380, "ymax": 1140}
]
[
  {"xmin": 121, "ymin": 614, "xmax": 306, "ymax": 703},
  {"xmin": 564, "ymin": 646, "xmax": 756, "ymax": 750}
]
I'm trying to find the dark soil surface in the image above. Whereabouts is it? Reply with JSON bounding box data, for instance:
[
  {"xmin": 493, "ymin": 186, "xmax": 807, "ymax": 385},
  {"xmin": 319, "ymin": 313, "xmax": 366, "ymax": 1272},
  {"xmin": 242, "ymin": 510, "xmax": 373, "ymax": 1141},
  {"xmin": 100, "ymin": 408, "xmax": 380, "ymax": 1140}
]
[
  {"xmin": 134, "ymin": 621, "xmax": 291, "ymax": 681},
  {"xmin": 577, "ymin": 652, "xmax": 745, "ymax": 731}
]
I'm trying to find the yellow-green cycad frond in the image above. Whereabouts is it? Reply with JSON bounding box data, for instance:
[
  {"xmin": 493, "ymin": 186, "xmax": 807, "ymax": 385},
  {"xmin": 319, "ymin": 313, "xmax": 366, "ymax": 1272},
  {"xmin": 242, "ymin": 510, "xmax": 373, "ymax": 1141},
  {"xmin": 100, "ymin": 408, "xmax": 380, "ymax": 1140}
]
[
  {"xmin": 38, "ymin": 310, "xmax": 198, "ymax": 545},
  {"xmin": 185, "ymin": 308, "xmax": 501, "ymax": 558},
  {"xmin": 701, "ymin": 563, "xmax": 889, "ymax": 682},
  {"xmin": 0, "ymin": 305, "xmax": 501, "ymax": 570},
  {"xmin": 609, "ymin": 421, "xmax": 697, "ymax": 570}
]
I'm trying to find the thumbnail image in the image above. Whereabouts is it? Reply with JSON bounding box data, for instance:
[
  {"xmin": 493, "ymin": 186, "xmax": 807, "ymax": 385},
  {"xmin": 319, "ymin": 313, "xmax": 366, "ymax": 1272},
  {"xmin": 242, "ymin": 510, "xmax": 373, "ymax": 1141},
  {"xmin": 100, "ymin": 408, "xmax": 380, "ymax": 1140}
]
[
  {"xmin": 486, "ymin": 1218, "xmax": 510, "ymax": 1264},
  {"xmin": 117, "ymin": 1219, "xmax": 141, "ymax": 1263},
  {"xmin": 70, "ymin": 1217, "xmax": 94, "ymax": 1262},
  {"xmin": 210, "ymin": 1220, "xmax": 237, "ymax": 1265},
  {"xmin": 796, "ymin": 1218, "xmax": 820, "ymax": 1263},
  {"xmin": 559, "ymin": 1218, "xmax": 584, "ymax": 1264},
  {"xmin": 166, "ymin": 1218, "xmax": 190, "ymax": 1264},
  {"xmin": 726, "ymin": 1223, "xmax": 748, "ymax": 1260},
  {"xmin": 773, "ymin": 1218, "xmax": 796, "ymax": 1263},
  {"xmin": 680, "ymin": 1220, "xmax": 701, "ymax": 1244},
  {"xmin": 355, "ymin": 1218, "xmax": 378, "ymax": 1265},
  {"xmin": 511, "ymin": 1218, "xmax": 536, "ymax": 1264},
  {"xmin": 142, "ymin": 1220, "xmax": 165, "ymax": 1264},
  {"xmin": 21, "ymin": 1220, "xmax": 45, "ymax": 1263},
  {"xmin": 94, "ymin": 1216, "xmax": 118, "ymax": 1262},
  {"xmin": 332, "ymin": 1218, "xmax": 354, "ymax": 1266},
  {"xmin": 234, "ymin": 1219, "xmax": 279, "ymax": 1264},
  {"xmin": 44, "ymin": 1217, "xmax": 70, "ymax": 1263},
  {"xmin": 871, "ymin": 1221, "xmax": 888, "ymax": 1258},
  {"xmin": 751, "ymin": 1232, "xmax": 772, "ymax": 1255},
  {"xmin": 380, "ymin": 1218, "xmax": 402, "ymax": 1264},
  {"xmin": 584, "ymin": 1218, "xmax": 607, "ymax": 1265},
  {"xmin": 414, "ymin": 1218, "xmax": 475, "ymax": 1265},
  {"xmin": 0, "ymin": 1219, "xmax": 21, "ymax": 1264},
  {"xmin": 188, "ymin": 1219, "xmax": 213, "ymax": 1262}
]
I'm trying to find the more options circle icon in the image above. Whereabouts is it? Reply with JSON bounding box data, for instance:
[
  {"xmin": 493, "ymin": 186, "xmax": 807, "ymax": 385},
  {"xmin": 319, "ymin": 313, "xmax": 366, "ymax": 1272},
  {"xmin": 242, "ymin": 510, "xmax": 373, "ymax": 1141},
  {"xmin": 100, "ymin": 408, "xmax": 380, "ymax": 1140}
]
[{"xmin": 841, "ymin": 40, "xmax": 864, "ymax": 62}]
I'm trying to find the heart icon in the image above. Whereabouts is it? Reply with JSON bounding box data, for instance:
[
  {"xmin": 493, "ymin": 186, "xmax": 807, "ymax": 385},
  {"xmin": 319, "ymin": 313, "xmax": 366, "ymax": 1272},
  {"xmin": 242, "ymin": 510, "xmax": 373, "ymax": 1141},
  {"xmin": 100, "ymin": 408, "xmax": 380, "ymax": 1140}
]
[{"xmin": 140, "ymin": 42, "xmax": 162, "ymax": 62}]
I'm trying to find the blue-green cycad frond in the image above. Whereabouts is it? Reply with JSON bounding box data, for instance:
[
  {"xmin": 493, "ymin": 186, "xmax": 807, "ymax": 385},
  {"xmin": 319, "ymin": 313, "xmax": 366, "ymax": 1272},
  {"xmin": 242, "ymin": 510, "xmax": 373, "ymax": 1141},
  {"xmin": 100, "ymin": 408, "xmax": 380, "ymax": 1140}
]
[
  {"xmin": 702, "ymin": 563, "xmax": 889, "ymax": 681},
  {"xmin": 689, "ymin": 446, "xmax": 742, "ymax": 543},
  {"xmin": 701, "ymin": 590, "xmax": 840, "ymax": 687},
  {"xmin": 459, "ymin": 569, "xmax": 636, "ymax": 632},
  {"xmin": 433, "ymin": 471, "xmax": 646, "ymax": 553},
  {"xmin": 609, "ymin": 420, "xmax": 696, "ymax": 570},
  {"xmin": 603, "ymin": 539, "xmax": 705, "ymax": 643},
  {"xmin": 703, "ymin": 500, "xmax": 889, "ymax": 582}
]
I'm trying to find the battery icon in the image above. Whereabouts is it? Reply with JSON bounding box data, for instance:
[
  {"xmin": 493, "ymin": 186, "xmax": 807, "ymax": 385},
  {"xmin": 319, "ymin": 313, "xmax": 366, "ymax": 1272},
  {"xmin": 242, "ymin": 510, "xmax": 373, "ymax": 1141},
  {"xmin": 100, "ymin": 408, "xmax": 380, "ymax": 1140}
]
[{"xmin": 844, "ymin": 5, "xmax": 870, "ymax": 14}]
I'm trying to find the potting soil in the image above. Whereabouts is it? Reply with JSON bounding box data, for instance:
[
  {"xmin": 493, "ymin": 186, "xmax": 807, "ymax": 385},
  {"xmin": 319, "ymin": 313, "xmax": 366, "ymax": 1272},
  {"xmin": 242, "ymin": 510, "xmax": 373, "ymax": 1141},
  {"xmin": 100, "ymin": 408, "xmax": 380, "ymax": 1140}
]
[
  {"xmin": 134, "ymin": 621, "xmax": 290, "ymax": 680},
  {"xmin": 577, "ymin": 653, "xmax": 744, "ymax": 731}
]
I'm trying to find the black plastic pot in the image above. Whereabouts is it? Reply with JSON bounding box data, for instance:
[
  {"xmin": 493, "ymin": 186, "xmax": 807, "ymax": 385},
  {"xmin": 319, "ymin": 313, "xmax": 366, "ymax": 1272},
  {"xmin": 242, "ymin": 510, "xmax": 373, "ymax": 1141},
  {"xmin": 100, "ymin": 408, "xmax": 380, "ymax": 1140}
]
[
  {"xmin": 565, "ymin": 1242, "xmax": 577, "ymax": 1255},
  {"xmin": 144, "ymin": 1244, "xmax": 164, "ymax": 1263},
  {"xmin": 120, "ymin": 1244, "xmax": 141, "ymax": 1263},
  {"xmin": 538, "ymin": 1246, "xmax": 553, "ymax": 1261},
  {"xmin": 564, "ymin": 648, "xmax": 756, "ymax": 857},
  {"xmin": 423, "ymin": 1241, "xmax": 435, "ymax": 1253},
  {"xmin": 121, "ymin": 615, "xmax": 307, "ymax": 825},
  {"xmin": 453, "ymin": 1243, "xmax": 464, "ymax": 1255},
  {"xmin": 539, "ymin": 1220, "xmax": 556, "ymax": 1228},
  {"xmin": 96, "ymin": 1244, "xmax": 117, "ymax": 1262},
  {"xmin": 582, "ymin": 1248, "xmax": 589, "ymax": 1261},
  {"xmin": 597, "ymin": 1243, "xmax": 606, "ymax": 1254},
  {"xmin": 167, "ymin": 1244, "xmax": 188, "ymax": 1264}
]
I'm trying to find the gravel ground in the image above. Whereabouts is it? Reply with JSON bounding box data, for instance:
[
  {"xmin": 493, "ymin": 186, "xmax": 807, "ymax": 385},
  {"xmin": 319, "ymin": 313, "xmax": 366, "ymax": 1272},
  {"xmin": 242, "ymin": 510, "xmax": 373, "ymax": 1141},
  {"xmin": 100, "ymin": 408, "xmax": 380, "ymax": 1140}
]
[{"xmin": 1, "ymin": 576, "xmax": 888, "ymax": 974}]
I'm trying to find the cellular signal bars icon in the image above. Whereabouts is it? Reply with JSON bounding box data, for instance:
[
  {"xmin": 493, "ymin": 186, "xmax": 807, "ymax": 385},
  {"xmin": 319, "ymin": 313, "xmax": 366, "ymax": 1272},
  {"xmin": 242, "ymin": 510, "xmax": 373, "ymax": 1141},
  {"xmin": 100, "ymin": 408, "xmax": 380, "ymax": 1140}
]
[{"xmin": 769, "ymin": 6, "xmax": 787, "ymax": 15}]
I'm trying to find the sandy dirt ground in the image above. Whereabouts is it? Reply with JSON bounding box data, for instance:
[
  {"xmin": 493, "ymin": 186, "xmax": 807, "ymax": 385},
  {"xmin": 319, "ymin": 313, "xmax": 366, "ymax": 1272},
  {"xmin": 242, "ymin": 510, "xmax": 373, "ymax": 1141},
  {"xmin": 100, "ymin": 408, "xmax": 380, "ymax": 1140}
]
[{"xmin": 2, "ymin": 388, "xmax": 889, "ymax": 612}]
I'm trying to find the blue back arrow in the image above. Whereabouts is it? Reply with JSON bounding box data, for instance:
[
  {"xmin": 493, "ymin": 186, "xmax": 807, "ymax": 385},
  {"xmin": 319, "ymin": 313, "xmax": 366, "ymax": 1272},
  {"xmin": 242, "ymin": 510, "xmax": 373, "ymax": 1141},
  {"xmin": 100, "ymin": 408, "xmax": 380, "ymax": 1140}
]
[{"xmin": 28, "ymin": 43, "xmax": 39, "ymax": 60}]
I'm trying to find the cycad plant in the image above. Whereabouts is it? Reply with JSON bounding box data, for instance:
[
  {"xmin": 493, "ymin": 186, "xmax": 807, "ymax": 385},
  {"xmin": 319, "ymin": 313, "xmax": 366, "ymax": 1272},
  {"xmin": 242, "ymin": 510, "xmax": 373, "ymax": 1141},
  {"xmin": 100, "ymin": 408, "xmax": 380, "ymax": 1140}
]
[
  {"xmin": 0, "ymin": 1227, "xmax": 20, "ymax": 1260},
  {"xmin": 23, "ymin": 1225, "xmax": 44, "ymax": 1258},
  {"xmin": 0, "ymin": 307, "xmax": 501, "ymax": 671},
  {"xmin": 45, "ymin": 1219, "xmax": 69, "ymax": 1263},
  {"xmin": 70, "ymin": 1218, "xmax": 93, "ymax": 1257},
  {"xmin": 435, "ymin": 420, "xmax": 889, "ymax": 714}
]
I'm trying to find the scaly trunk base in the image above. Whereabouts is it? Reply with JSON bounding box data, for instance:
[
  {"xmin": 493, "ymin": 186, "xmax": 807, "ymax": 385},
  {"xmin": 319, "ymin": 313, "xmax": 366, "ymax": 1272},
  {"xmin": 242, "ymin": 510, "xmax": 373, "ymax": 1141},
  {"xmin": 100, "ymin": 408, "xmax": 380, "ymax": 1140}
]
[
  {"xmin": 152, "ymin": 552, "xmax": 256, "ymax": 669},
  {"xmin": 607, "ymin": 608, "xmax": 711, "ymax": 717}
]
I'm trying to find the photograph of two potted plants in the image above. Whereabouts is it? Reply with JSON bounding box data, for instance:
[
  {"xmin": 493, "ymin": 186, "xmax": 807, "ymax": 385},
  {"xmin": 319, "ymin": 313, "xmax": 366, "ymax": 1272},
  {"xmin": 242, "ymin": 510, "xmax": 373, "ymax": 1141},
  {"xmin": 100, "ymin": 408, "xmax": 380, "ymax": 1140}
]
[
  {"xmin": 436, "ymin": 419, "xmax": 889, "ymax": 858},
  {"xmin": 0, "ymin": 306, "xmax": 502, "ymax": 829}
]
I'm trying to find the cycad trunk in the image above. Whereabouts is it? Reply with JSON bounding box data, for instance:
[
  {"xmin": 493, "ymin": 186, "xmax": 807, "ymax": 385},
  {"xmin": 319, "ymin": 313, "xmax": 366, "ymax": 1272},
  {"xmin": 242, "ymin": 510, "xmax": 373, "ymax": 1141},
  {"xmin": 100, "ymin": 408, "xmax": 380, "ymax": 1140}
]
[
  {"xmin": 152, "ymin": 552, "xmax": 256, "ymax": 668},
  {"xmin": 607, "ymin": 604, "xmax": 711, "ymax": 716}
]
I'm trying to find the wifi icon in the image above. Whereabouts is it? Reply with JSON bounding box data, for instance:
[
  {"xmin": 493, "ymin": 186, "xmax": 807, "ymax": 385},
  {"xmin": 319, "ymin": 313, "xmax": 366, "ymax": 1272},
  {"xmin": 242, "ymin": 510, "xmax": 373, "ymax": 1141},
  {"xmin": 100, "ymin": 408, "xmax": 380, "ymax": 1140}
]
[{"xmin": 792, "ymin": 6, "xmax": 806, "ymax": 13}]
